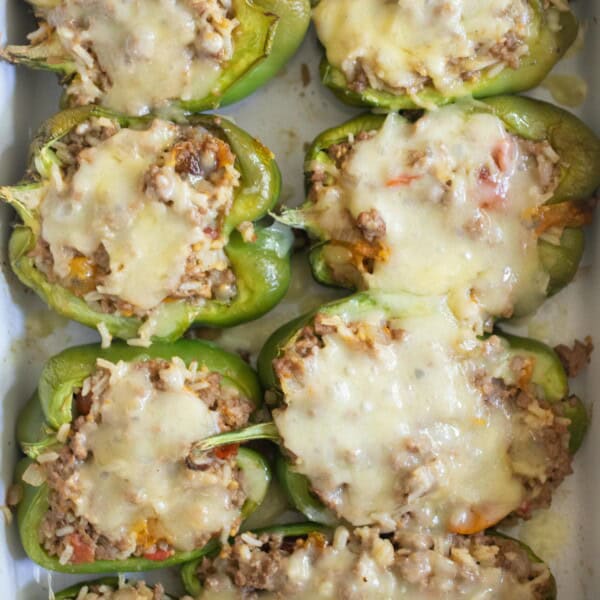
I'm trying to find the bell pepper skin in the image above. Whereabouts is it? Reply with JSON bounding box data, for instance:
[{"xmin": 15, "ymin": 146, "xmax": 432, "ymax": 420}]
[
  {"xmin": 54, "ymin": 578, "xmax": 176, "ymax": 600},
  {"xmin": 315, "ymin": 0, "xmax": 578, "ymax": 110},
  {"xmin": 275, "ymin": 453, "xmax": 338, "ymax": 526},
  {"xmin": 14, "ymin": 340, "xmax": 271, "ymax": 574},
  {"xmin": 562, "ymin": 395, "xmax": 588, "ymax": 454},
  {"xmin": 292, "ymin": 97, "xmax": 600, "ymax": 318},
  {"xmin": 0, "ymin": 107, "xmax": 292, "ymax": 342},
  {"xmin": 180, "ymin": 523, "xmax": 330, "ymax": 596},
  {"xmin": 214, "ymin": 0, "xmax": 311, "ymax": 108},
  {"xmin": 257, "ymin": 292, "xmax": 589, "ymax": 525},
  {"xmin": 1, "ymin": 0, "xmax": 310, "ymax": 112},
  {"xmin": 16, "ymin": 393, "xmax": 58, "ymax": 460}
]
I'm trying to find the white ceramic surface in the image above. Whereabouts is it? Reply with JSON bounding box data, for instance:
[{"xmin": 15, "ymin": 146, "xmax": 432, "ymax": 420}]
[{"xmin": 1, "ymin": 1, "xmax": 599, "ymax": 597}]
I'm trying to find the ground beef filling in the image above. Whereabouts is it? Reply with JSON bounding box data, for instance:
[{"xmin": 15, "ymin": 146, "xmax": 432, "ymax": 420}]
[
  {"xmin": 39, "ymin": 358, "xmax": 252, "ymax": 564},
  {"xmin": 554, "ymin": 337, "xmax": 594, "ymax": 378},
  {"xmin": 197, "ymin": 527, "xmax": 553, "ymax": 598},
  {"xmin": 274, "ymin": 315, "xmax": 573, "ymax": 526},
  {"xmin": 31, "ymin": 117, "xmax": 239, "ymax": 319}
]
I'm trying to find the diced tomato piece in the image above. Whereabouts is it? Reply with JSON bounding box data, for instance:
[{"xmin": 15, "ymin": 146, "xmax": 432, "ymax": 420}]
[
  {"xmin": 214, "ymin": 443, "xmax": 239, "ymax": 460},
  {"xmin": 143, "ymin": 548, "xmax": 173, "ymax": 561},
  {"xmin": 68, "ymin": 533, "xmax": 95, "ymax": 564},
  {"xmin": 203, "ymin": 227, "xmax": 219, "ymax": 239},
  {"xmin": 477, "ymin": 166, "xmax": 506, "ymax": 210},
  {"xmin": 518, "ymin": 501, "xmax": 532, "ymax": 518},
  {"xmin": 492, "ymin": 139, "xmax": 515, "ymax": 173},
  {"xmin": 385, "ymin": 174, "xmax": 421, "ymax": 187},
  {"xmin": 479, "ymin": 192, "xmax": 505, "ymax": 210}
]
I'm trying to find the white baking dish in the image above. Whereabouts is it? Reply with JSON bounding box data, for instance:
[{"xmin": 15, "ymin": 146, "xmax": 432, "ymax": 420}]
[{"xmin": 0, "ymin": 1, "xmax": 598, "ymax": 597}]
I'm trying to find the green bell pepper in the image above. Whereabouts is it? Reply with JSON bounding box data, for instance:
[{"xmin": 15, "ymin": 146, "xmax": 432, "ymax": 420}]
[
  {"xmin": 54, "ymin": 578, "xmax": 176, "ymax": 600},
  {"xmin": 275, "ymin": 452, "xmax": 338, "ymax": 526},
  {"xmin": 14, "ymin": 339, "xmax": 271, "ymax": 574},
  {"xmin": 180, "ymin": 522, "xmax": 330, "ymax": 597},
  {"xmin": 1, "ymin": 0, "xmax": 310, "ymax": 113},
  {"xmin": 0, "ymin": 106, "xmax": 293, "ymax": 342},
  {"xmin": 181, "ymin": 522, "xmax": 555, "ymax": 599},
  {"xmin": 315, "ymin": 0, "xmax": 578, "ymax": 110},
  {"xmin": 285, "ymin": 96, "xmax": 600, "ymax": 318},
  {"xmin": 255, "ymin": 291, "xmax": 588, "ymax": 525}
]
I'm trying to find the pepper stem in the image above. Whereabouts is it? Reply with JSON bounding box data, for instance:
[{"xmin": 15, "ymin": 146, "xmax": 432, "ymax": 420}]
[{"xmin": 188, "ymin": 422, "xmax": 280, "ymax": 459}]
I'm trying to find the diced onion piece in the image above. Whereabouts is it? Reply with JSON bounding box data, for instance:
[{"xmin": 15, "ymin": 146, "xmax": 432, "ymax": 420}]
[{"xmin": 22, "ymin": 463, "xmax": 47, "ymax": 487}]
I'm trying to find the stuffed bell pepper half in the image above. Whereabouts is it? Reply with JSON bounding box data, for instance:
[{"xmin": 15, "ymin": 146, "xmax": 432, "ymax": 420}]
[
  {"xmin": 1, "ymin": 0, "xmax": 311, "ymax": 115},
  {"xmin": 181, "ymin": 523, "xmax": 557, "ymax": 599},
  {"xmin": 14, "ymin": 340, "xmax": 271, "ymax": 573},
  {"xmin": 187, "ymin": 291, "xmax": 589, "ymax": 536},
  {"xmin": 282, "ymin": 96, "xmax": 600, "ymax": 324},
  {"xmin": 0, "ymin": 107, "xmax": 292, "ymax": 344},
  {"xmin": 313, "ymin": 0, "xmax": 578, "ymax": 110}
]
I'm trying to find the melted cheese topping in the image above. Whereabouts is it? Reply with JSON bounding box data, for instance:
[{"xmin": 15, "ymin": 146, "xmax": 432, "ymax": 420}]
[
  {"xmin": 72, "ymin": 359, "xmax": 243, "ymax": 551},
  {"xmin": 313, "ymin": 0, "xmax": 533, "ymax": 96},
  {"xmin": 274, "ymin": 307, "xmax": 546, "ymax": 533},
  {"xmin": 314, "ymin": 108, "xmax": 556, "ymax": 322},
  {"xmin": 202, "ymin": 528, "xmax": 544, "ymax": 599},
  {"xmin": 46, "ymin": 0, "xmax": 237, "ymax": 115},
  {"xmin": 41, "ymin": 120, "xmax": 234, "ymax": 312}
]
